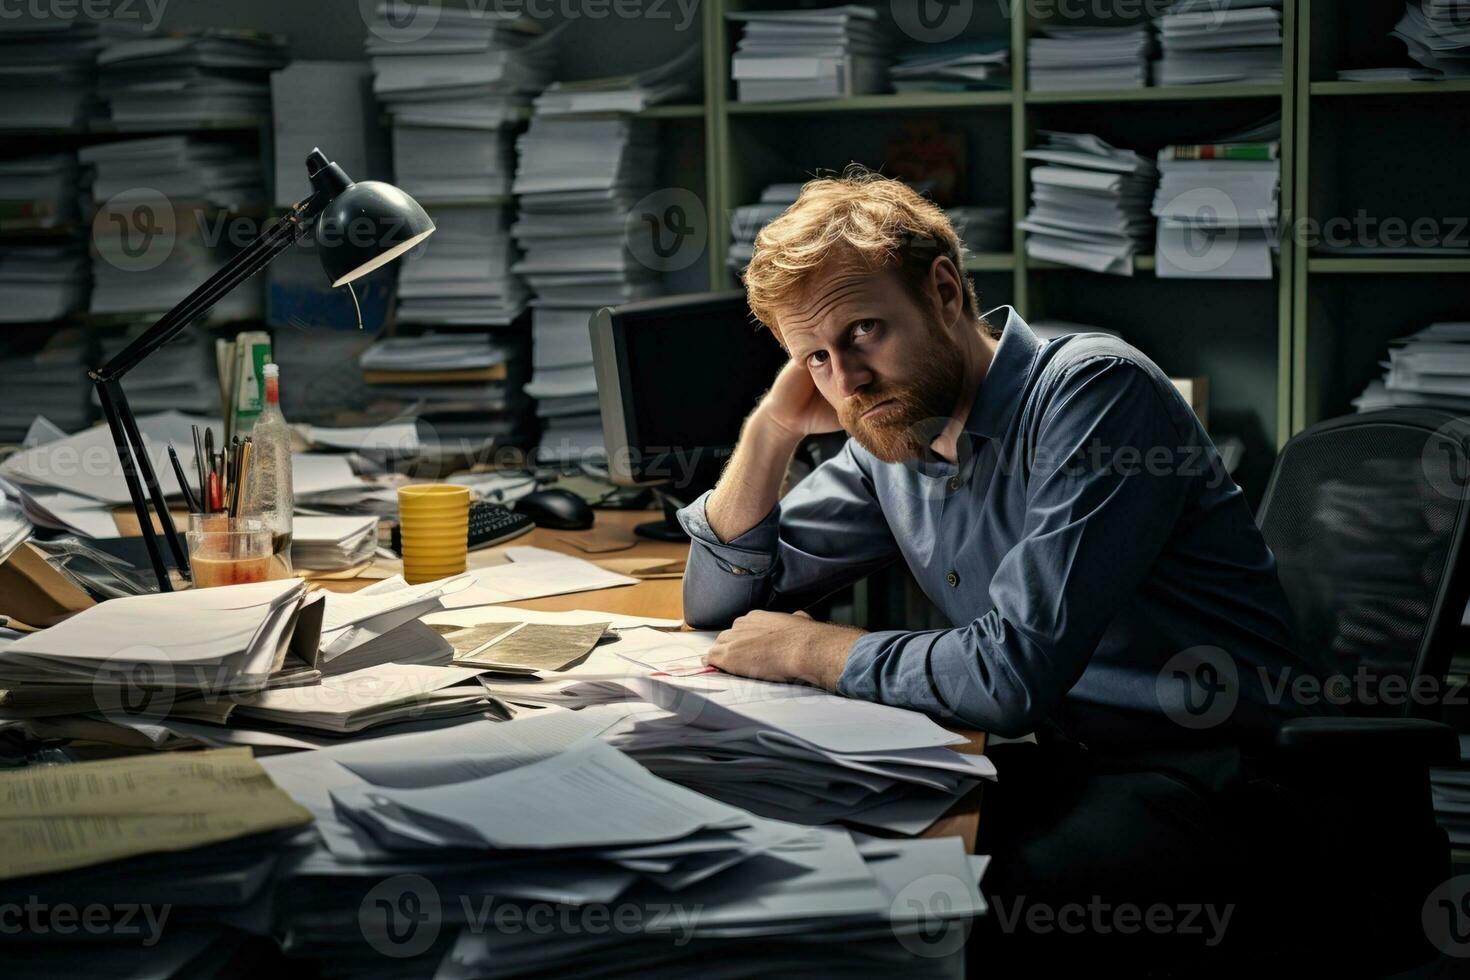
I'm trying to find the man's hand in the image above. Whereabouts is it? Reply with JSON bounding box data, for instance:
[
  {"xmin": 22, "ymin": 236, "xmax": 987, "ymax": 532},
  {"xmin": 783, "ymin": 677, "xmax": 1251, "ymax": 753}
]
[
  {"xmin": 759, "ymin": 359, "xmax": 842, "ymax": 440},
  {"xmin": 705, "ymin": 610, "xmax": 863, "ymax": 691}
]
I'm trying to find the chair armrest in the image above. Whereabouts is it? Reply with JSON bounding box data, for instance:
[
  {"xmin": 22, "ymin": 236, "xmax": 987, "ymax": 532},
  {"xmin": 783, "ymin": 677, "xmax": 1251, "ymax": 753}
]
[{"xmin": 1274, "ymin": 716, "xmax": 1460, "ymax": 765}]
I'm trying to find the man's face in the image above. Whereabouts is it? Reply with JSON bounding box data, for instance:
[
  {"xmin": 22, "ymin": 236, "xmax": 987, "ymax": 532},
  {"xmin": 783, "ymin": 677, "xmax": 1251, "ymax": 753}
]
[{"xmin": 777, "ymin": 261, "xmax": 967, "ymax": 463}]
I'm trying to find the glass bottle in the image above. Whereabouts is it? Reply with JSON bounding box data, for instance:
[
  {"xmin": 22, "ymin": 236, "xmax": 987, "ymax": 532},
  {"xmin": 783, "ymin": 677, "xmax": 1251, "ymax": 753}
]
[{"xmin": 243, "ymin": 362, "xmax": 294, "ymax": 578}]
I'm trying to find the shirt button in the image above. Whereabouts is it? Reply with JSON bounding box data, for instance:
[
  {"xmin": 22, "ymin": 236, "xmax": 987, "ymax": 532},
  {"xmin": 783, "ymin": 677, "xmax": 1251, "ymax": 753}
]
[
  {"xmin": 947, "ymin": 477, "xmax": 961, "ymax": 492},
  {"xmin": 946, "ymin": 570, "xmax": 960, "ymax": 588}
]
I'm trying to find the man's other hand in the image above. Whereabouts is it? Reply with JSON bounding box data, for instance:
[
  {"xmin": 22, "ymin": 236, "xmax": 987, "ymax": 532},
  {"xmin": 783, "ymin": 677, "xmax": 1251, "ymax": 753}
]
[
  {"xmin": 759, "ymin": 359, "xmax": 842, "ymax": 439},
  {"xmin": 705, "ymin": 610, "xmax": 863, "ymax": 691}
]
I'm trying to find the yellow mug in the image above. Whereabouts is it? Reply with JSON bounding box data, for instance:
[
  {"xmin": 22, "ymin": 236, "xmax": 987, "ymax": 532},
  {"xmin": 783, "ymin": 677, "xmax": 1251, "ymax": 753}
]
[{"xmin": 397, "ymin": 483, "xmax": 470, "ymax": 584}]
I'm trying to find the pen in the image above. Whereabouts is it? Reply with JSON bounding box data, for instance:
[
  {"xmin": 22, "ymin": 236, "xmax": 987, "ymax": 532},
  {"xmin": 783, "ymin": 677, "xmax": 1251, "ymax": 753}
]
[
  {"xmin": 167, "ymin": 442, "xmax": 200, "ymax": 514},
  {"xmin": 191, "ymin": 425, "xmax": 207, "ymax": 501}
]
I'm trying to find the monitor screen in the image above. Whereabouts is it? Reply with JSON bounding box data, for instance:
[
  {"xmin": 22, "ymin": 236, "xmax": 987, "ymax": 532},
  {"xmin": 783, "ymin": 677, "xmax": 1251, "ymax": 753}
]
[{"xmin": 594, "ymin": 292, "xmax": 788, "ymax": 487}]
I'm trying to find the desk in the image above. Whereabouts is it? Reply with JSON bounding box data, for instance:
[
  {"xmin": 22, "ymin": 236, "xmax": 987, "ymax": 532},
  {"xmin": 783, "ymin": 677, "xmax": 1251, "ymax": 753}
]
[{"xmin": 113, "ymin": 504, "xmax": 985, "ymax": 848}]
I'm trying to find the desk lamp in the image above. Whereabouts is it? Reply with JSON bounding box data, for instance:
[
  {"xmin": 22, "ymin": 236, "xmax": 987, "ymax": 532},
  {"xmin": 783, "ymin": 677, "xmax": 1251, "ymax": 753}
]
[{"xmin": 88, "ymin": 148, "xmax": 435, "ymax": 591}]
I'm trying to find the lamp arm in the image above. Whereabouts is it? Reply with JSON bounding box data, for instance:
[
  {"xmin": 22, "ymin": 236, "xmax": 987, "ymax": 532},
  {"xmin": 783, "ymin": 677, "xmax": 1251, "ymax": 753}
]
[{"xmin": 89, "ymin": 191, "xmax": 329, "ymax": 383}]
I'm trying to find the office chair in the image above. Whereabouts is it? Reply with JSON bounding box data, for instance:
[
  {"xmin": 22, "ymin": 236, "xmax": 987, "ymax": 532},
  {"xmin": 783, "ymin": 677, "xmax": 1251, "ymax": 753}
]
[{"xmin": 1253, "ymin": 409, "xmax": 1467, "ymax": 974}]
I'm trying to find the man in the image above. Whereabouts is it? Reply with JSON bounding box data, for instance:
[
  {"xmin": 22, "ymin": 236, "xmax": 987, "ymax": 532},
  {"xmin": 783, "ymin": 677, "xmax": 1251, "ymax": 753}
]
[{"xmin": 676, "ymin": 170, "xmax": 1335, "ymax": 966}]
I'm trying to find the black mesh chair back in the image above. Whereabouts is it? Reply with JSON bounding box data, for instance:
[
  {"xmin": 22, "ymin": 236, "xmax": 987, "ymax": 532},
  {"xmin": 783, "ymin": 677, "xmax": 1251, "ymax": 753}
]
[{"xmin": 1256, "ymin": 409, "xmax": 1470, "ymax": 718}]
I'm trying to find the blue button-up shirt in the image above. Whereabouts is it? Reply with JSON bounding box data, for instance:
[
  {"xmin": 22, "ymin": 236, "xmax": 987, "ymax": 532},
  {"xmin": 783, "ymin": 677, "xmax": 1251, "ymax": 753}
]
[{"xmin": 678, "ymin": 308, "xmax": 1331, "ymax": 746}]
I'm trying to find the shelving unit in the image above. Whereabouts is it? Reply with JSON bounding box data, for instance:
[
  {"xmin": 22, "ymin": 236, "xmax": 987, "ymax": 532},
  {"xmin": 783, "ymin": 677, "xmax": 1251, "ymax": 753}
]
[{"xmin": 1291, "ymin": 0, "xmax": 1470, "ymax": 431}]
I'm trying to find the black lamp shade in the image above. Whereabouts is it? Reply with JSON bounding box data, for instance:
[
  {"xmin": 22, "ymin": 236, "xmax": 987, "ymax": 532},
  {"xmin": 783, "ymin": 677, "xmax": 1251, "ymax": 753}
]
[{"xmin": 316, "ymin": 179, "xmax": 435, "ymax": 287}]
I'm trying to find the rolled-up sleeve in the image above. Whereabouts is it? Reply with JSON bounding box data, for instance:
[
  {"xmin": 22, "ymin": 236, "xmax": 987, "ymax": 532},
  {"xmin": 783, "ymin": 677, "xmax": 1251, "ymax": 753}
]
[
  {"xmin": 677, "ymin": 439, "xmax": 899, "ymax": 629},
  {"xmin": 836, "ymin": 357, "xmax": 1195, "ymax": 736}
]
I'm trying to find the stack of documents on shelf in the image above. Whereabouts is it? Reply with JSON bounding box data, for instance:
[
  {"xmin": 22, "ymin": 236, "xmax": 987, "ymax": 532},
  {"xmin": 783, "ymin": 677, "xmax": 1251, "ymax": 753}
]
[
  {"xmin": 271, "ymin": 61, "xmax": 389, "ymax": 208},
  {"xmin": 1028, "ymin": 24, "xmax": 1154, "ymax": 91},
  {"xmin": 728, "ymin": 183, "xmax": 801, "ymax": 272},
  {"xmin": 92, "ymin": 328, "xmax": 217, "ymax": 414},
  {"xmin": 262, "ymin": 713, "xmax": 988, "ymax": 977},
  {"xmin": 82, "ymin": 136, "xmax": 266, "ymax": 210},
  {"xmin": 1336, "ymin": 66, "xmax": 1441, "ymax": 81},
  {"xmin": 392, "ymin": 123, "xmax": 517, "ymax": 201},
  {"xmin": 534, "ymin": 45, "xmax": 702, "ymax": 115},
  {"xmin": 0, "ymin": 244, "xmax": 88, "ymax": 324},
  {"xmin": 359, "ymin": 332, "xmax": 529, "ymax": 445},
  {"xmin": 81, "ymin": 137, "xmax": 266, "ymax": 320},
  {"xmin": 291, "ymin": 515, "xmax": 379, "ymax": 571},
  {"xmin": 395, "ymin": 206, "xmax": 529, "ymax": 325},
  {"xmin": 0, "ymin": 13, "xmax": 121, "ymax": 129},
  {"xmin": 96, "ymin": 29, "xmax": 287, "ymax": 127},
  {"xmin": 1393, "ymin": 0, "xmax": 1470, "ymax": 78},
  {"xmin": 1021, "ymin": 131, "xmax": 1158, "ymax": 275},
  {"xmin": 729, "ymin": 4, "xmax": 892, "ymax": 102},
  {"xmin": 0, "ymin": 153, "xmax": 86, "ymax": 232},
  {"xmin": 890, "ymin": 39, "xmax": 1009, "ymax": 91},
  {"xmin": 0, "ymin": 578, "xmax": 320, "ymax": 717},
  {"xmin": 1153, "ymin": 125, "xmax": 1279, "ymax": 279},
  {"xmin": 1432, "ymin": 734, "xmax": 1470, "ymax": 848},
  {"xmin": 513, "ymin": 115, "xmax": 660, "ymax": 459},
  {"xmin": 1354, "ymin": 322, "xmax": 1470, "ymax": 413},
  {"xmin": 948, "ymin": 205, "xmax": 1011, "ymax": 254},
  {"xmin": 0, "ymin": 334, "xmax": 89, "ymax": 443},
  {"xmin": 366, "ymin": 3, "xmax": 556, "ymax": 127},
  {"xmin": 1155, "ymin": 0, "xmax": 1283, "ymax": 85}
]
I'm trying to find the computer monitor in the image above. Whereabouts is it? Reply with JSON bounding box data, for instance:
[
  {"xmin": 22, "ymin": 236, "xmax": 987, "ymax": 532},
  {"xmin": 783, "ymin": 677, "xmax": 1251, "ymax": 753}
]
[{"xmin": 591, "ymin": 291, "xmax": 788, "ymax": 540}]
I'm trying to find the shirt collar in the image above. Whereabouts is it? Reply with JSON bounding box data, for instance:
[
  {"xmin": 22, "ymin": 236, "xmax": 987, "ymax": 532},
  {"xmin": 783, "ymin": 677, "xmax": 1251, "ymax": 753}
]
[{"xmin": 964, "ymin": 306, "xmax": 1044, "ymax": 441}]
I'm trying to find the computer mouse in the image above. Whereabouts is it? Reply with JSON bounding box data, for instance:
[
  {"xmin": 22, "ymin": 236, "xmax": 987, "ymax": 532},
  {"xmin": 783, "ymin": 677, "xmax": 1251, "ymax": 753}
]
[{"xmin": 513, "ymin": 488, "xmax": 595, "ymax": 530}]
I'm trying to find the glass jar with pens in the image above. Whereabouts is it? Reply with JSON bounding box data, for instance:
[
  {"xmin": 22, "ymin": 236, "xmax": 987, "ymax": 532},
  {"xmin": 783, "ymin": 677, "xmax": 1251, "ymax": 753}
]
[{"xmin": 181, "ymin": 365, "xmax": 296, "ymax": 587}]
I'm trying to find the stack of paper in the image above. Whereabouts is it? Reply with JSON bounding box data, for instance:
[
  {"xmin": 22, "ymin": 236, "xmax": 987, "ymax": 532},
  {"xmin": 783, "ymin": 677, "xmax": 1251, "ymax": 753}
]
[
  {"xmin": 0, "ymin": 334, "xmax": 89, "ymax": 445},
  {"xmin": 261, "ymin": 716, "xmax": 988, "ymax": 976},
  {"xmin": 1393, "ymin": 0, "xmax": 1470, "ymax": 78},
  {"xmin": 729, "ymin": 5, "xmax": 892, "ymax": 103},
  {"xmin": 81, "ymin": 137, "xmax": 266, "ymax": 320},
  {"xmin": 728, "ymin": 183, "xmax": 801, "ymax": 272},
  {"xmin": 359, "ymin": 332, "xmax": 531, "ymax": 446},
  {"xmin": 291, "ymin": 515, "xmax": 379, "ymax": 571},
  {"xmin": 0, "ymin": 13, "xmax": 120, "ymax": 129},
  {"xmin": 95, "ymin": 29, "xmax": 287, "ymax": 127},
  {"xmin": 513, "ymin": 115, "xmax": 661, "ymax": 460},
  {"xmin": 0, "ymin": 153, "xmax": 86, "ymax": 232},
  {"xmin": 890, "ymin": 39, "xmax": 1009, "ymax": 91},
  {"xmin": 0, "ymin": 243, "xmax": 89, "ymax": 324},
  {"xmin": 0, "ymin": 579, "xmax": 319, "ymax": 717},
  {"xmin": 535, "ymin": 46, "xmax": 703, "ymax": 115},
  {"xmin": 271, "ymin": 61, "xmax": 389, "ymax": 209},
  {"xmin": 1153, "ymin": 120, "xmax": 1279, "ymax": 279},
  {"xmin": 233, "ymin": 663, "xmax": 505, "ymax": 733},
  {"xmin": 1021, "ymin": 131, "xmax": 1158, "ymax": 275},
  {"xmin": 1155, "ymin": 0, "xmax": 1284, "ymax": 86},
  {"xmin": 1028, "ymin": 24, "xmax": 1154, "ymax": 91},
  {"xmin": 948, "ymin": 204, "xmax": 1011, "ymax": 254},
  {"xmin": 1354, "ymin": 322, "xmax": 1470, "ymax": 414},
  {"xmin": 394, "ymin": 206, "xmax": 529, "ymax": 325},
  {"xmin": 366, "ymin": 3, "xmax": 557, "ymax": 336},
  {"xmin": 0, "ymin": 748, "xmax": 314, "ymax": 976},
  {"xmin": 92, "ymin": 327, "xmax": 217, "ymax": 414},
  {"xmin": 595, "ymin": 668, "xmax": 997, "ymax": 834}
]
